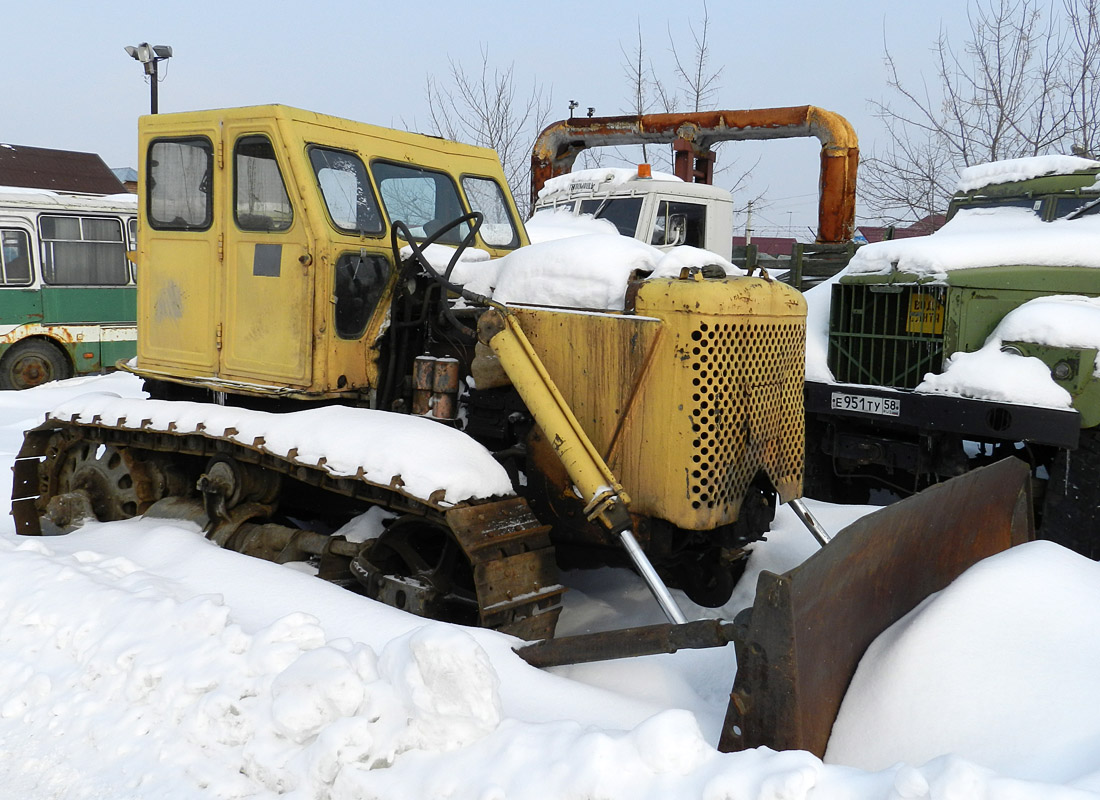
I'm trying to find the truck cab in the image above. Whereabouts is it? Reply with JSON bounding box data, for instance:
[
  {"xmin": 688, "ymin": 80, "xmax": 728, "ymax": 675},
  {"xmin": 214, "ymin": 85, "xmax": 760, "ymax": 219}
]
[{"xmin": 529, "ymin": 167, "xmax": 734, "ymax": 259}]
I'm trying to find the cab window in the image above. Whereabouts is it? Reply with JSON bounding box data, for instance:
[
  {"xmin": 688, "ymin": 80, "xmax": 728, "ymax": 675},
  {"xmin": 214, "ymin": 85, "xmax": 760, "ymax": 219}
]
[
  {"xmin": 372, "ymin": 161, "xmax": 468, "ymax": 243},
  {"xmin": 309, "ymin": 147, "xmax": 383, "ymax": 235},
  {"xmin": 148, "ymin": 137, "xmax": 213, "ymax": 231},
  {"xmin": 234, "ymin": 135, "xmax": 293, "ymax": 232},
  {"xmin": 461, "ymin": 175, "xmax": 520, "ymax": 248},
  {"xmin": 334, "ymin": 252, "xmax": 389, "ymax": 339},
  {"xmin": 651, "ymin": 200, "xmax": 707, "ymax": 248}
]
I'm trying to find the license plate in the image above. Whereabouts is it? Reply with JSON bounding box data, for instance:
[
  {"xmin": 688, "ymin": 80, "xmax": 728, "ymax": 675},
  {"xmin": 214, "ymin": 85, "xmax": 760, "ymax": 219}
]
[{"xmin": 830, "ymin": 392, "xmax": 901, "ymax": 417}]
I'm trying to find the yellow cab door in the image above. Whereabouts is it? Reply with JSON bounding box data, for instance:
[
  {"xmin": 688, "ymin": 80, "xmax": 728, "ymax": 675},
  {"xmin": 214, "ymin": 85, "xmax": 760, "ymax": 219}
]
[
  {"xmin": 139, "ymin": 130, "xmax": 223, "ymax": 374},
  {"xmin": 219, "ymin": 125, "xmax": 313, "ymax": 387}
]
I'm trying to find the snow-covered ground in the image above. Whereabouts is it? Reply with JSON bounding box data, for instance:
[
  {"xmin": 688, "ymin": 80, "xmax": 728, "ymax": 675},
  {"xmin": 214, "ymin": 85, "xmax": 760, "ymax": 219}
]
[{"xmin": 0, "ymin": 373, "xmax": 1099, "ymax": 799}]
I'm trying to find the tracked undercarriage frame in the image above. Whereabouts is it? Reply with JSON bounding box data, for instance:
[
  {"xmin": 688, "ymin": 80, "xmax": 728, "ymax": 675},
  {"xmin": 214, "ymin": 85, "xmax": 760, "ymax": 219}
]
[{"xmin": 13, "ymin": 413, "xmax": 563, "ymax": 641}]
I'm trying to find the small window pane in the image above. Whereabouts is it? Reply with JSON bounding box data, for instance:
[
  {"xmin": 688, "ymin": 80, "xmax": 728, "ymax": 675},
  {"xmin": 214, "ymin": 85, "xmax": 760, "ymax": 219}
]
[
  {"xmin": 651, "ymin": 201, "xmax": 707, "ymax": 248},
  {"xmin": 235, "ymin": 135, "xmax": 293, "ymax": 232},
  {"xmin": 40, "ymin": 216, "xmax": 81, "ymax": 240},
  {"xmin": 309, "ymin": 147, "xmax": 383, "ymax": 234},
  {"xmin": 0, "ymin": 230, "xmax": 32, "ymax": 285},
  {"xmin": 149, "ymin": 138, "xmax": 213, "ymax": 230},
  {"xmin": 372, "ymin": 161, "xmax": 468, "ymax": 243},
  {"xmin": 334, "ymin": 252, "xmax": 390, "ymax": 339},
  {"xmin": 83, "ymin": 218, "xmax": 124, "ymax": 242},
  {"xmin": 461, "ymin": 176, "xmax": 519, "ymax": 248}
]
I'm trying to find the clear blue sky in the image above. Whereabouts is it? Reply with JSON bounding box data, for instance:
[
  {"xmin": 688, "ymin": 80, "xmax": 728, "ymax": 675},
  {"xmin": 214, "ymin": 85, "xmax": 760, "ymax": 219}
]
[{"xmin": 3, "ymin": 0, "xmax": 973, "ymax": 234}]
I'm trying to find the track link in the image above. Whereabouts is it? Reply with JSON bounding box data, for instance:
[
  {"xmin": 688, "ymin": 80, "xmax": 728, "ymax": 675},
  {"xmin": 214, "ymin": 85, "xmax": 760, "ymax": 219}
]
[{"xmin": 13, "ymin": 412, "xmax": 563, "ymax": 640}]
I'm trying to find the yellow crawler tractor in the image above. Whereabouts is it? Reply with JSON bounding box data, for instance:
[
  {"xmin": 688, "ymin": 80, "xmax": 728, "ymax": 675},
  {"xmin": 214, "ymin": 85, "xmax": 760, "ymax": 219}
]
[{"xmin": 12, "ymin": 105, "xmax": 1032, "ymax": 756}]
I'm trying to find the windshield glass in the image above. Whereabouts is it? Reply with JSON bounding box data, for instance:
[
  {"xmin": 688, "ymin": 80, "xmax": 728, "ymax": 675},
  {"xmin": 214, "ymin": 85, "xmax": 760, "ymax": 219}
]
[
  {"xmin": 371, "ymin": 161, "xmax": 468, "ymax": 244},
  {"xmin": 579, "ymin": 197, "xmax": 643, "ymax": 237}
]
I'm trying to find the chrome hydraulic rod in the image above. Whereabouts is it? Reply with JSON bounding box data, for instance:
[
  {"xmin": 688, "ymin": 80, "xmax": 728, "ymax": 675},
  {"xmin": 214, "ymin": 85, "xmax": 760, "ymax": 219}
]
[
  {"xmin": 619, "ymin": 528, "xmax": 688, "ymax": 625},
  {"xmin": 789, "ymin": 498, "xmax": 832, "ymax": 546}
]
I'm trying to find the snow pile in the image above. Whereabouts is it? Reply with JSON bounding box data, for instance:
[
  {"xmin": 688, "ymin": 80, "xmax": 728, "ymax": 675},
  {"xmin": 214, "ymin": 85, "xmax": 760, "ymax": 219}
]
[
  {"xmin": 452, "ymin": 235, "xmax": 742, "ymax": 310},
  {"xmin": 525, "ymin": 207, "xmax": 619, "ymax": 243},
  {"xmin": 46, "ymin": 393, "xmax": 514, "ymax": 504},
  {"xmin": 956, "ymin": 154, "xmax": 1100, "ymax": 193},
  {"xmin": 915, "ymin": 295, "xmax": 1100, "ymax": 406},
  {"xmin": 828, "ymin": 541, "xmax": 1100, "ymax": 786},
  {"xmin": 536, "ymin": 167, "xmax": 681, "ymax": 202},
  {"xmin": 847, "ymin": 206, "xmax": 1100, "ymax": 280}
]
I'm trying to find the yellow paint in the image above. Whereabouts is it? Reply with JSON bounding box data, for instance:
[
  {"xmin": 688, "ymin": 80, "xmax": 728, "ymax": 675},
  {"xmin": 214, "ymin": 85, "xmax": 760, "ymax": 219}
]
[{"xmin": 135, "ymin": 105, "xmax": 526, "ymax": 395}]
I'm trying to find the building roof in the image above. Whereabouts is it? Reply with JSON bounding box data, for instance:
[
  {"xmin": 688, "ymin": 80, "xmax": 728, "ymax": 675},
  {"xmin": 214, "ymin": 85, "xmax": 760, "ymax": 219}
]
[
  {"xmin": 731, "ymin": 235, "xmax": 798, "ymax": 257},
  {"xmin": 857, "ymin": 214, "xmax": 946, "ymax": 243},
  {"xmin": 0, "ymin": 143, "xmax": 126, "ymax": 195}
]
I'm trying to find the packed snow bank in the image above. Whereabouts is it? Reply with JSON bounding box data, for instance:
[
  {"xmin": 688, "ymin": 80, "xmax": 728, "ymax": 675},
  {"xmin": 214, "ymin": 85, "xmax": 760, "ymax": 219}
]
[
  {"xmin": 451, "ymin": 235, "xmax": 742, "ymax": 310},
  {"xmin": 956, "ymin": 154, "xmax": 1100, "ymax": 193},
  {"xmin": 828, "ymin": 541, "xmax": 1100, "ymax": 787},
  {"xmin": 46, "ymin": 393, "xmax": 514, "ymax": 504},
  {"xmin": 845, "ymin": 206, "xmax": 1100, "ymax": 280},
  {"xmin": 1, "ymin": 374, "xmax": 1100, "ymax": 797}
]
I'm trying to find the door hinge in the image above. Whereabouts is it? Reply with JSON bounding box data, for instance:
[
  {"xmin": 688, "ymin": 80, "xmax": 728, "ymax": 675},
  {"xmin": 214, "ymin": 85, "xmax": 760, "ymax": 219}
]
[
  {"xmin": 215, "ymin": 323, "xmax": 223, "ymax": 350},
  {"xmin": 217, "ymin": 139, "xmax": 225, "ymax": 170},
  {"xmin": 217, "ymin": 233, "xmax": 224, "ymax": 262}
]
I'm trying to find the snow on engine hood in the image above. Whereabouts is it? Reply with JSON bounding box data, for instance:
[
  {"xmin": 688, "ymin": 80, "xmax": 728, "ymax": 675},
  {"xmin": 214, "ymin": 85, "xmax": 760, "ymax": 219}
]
[
  {"xmin": 448, "ymin": 235, "xmax": 743, "ymax": 311},
  {"xmin": 846, "ymin": 206, "xmax": 1100, "ymax": 281}
]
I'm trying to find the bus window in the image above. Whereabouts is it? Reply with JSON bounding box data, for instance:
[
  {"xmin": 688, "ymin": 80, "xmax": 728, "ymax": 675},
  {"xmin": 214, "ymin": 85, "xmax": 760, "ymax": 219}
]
[
  {"xmin": 39, "ymin": 215, "xmax": 130, "ymax": 286},
  {"xmin": 0, "ymin": 230, "xmax": 32, "ymax": 285}
]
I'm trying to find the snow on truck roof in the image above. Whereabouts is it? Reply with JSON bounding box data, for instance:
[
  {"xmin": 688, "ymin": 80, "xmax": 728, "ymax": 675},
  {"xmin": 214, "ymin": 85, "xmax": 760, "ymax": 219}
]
[
  {"xmin": 846, "ymin": 205, "xmax": 1100, "ymax": 280},
  {"xmin": 956, "ymin": 154, "xmax": 1100, "ymax": 193},
  {"xmin": 537, "ymin": 167, "xmax": 683, "ymax": 201}
]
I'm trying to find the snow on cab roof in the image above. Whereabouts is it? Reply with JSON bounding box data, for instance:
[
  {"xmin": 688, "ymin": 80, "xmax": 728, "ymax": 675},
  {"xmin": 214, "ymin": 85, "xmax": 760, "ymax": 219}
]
[
  {"xmin": 956, "ymin": 154, "xmax": 1100, "ymax": 193},
  {"xmin": 537, "ymin": 167, "xmax": 682, "ymax": 201}
]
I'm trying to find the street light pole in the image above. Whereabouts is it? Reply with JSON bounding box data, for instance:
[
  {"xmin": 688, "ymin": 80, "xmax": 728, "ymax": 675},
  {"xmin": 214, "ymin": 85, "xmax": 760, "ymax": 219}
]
[{"xmin": 124, "ymin": 43, "xmax": 173, "ymax": 114}]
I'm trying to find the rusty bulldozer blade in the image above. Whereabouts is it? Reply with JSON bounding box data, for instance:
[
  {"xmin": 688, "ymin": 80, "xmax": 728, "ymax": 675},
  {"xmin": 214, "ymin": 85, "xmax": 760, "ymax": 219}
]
[
  {"xmin": 515, "ymin": 459, "xmax": 1032, "ymax": 758},
  {"xmin": 719, "ymin": 457, "xmax": 1033, "ymax": 756}
]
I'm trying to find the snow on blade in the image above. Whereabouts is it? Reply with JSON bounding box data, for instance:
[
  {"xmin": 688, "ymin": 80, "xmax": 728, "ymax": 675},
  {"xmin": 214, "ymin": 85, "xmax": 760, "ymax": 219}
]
[
  {"xmin": 956, "ymin": 154, "xmax": 1100, "ymax": 193},
  {"xmin": 46, "ymin": 394, "xmax": 514, "ymax": 504},
  {"xmin": 827, "ymin": 541, "xmax": 1100, "ymax": 785}
]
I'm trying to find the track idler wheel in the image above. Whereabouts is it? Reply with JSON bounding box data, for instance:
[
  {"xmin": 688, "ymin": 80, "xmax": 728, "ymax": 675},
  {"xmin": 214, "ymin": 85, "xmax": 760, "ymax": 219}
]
[
  {"xmin": 352, "ymin": 516, "xmax": 481, "ymax": 627},
  {"xmin": 44, "ymin": 441, "xmax": 186, "ymax": 530}
]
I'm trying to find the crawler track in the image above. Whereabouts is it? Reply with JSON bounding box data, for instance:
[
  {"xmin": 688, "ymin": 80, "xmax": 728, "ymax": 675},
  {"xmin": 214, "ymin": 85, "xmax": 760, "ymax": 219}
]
[{"xmin": 13, "ymin": 410, "xmax": 563, "ymax": 640}]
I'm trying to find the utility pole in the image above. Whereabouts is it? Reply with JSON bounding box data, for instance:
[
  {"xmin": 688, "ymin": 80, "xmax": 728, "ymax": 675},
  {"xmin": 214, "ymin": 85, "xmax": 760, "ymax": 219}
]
[{"xmin": 745, "ymin": 201, "xmax": 753, "ymax": 245}]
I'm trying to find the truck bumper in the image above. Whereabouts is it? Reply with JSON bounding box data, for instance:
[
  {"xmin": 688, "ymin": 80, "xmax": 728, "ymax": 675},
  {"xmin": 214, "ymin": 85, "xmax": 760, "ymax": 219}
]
[{"xmin": 805, "ymin": 380, "xmax": 1081, "ymax": 450}]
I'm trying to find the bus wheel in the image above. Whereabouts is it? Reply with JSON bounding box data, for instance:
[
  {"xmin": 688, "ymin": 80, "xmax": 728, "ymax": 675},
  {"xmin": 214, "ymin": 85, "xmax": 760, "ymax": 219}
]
[{"xmin": 0, "ymin": 340, "xmax": 71, "ymax": 390}]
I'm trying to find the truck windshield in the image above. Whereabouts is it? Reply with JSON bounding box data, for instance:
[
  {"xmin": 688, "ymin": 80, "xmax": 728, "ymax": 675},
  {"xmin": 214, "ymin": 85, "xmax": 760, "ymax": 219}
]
[{"xmin": 579, "ymin": 197, "xmax": 644, "ymax": 237}]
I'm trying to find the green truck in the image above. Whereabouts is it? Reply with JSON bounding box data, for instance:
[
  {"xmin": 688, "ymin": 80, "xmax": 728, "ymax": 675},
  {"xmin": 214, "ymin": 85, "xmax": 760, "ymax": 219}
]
[{"xmin": 805, "ymin": 155, "xmax": 1100, "ymax": 556}]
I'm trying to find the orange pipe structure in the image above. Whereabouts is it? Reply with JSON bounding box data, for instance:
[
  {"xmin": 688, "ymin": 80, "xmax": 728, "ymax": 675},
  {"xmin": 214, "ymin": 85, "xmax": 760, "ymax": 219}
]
[{"xmin": 530, "ymin": 106, "xmax": 859, "ymax": 244}]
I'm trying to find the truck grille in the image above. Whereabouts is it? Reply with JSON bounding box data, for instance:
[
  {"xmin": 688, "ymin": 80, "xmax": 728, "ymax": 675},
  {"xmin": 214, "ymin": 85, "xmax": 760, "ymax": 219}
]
[{"xmin": 827, "ymin": 283, "xmax": 946, "ymax": 389}]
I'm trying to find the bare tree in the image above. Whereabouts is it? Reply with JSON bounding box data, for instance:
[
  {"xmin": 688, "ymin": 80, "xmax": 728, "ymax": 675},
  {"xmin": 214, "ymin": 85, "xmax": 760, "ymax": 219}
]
[
  {"xmin": 864, "ymin": 0, "xmax": 1100, "ymax": 224},
  {"xmin": 668, "ymin": 0, "xmax": 723, "ymax": 113},
  {"xmin": 424, "ymin": 47, "xmax": 552, "ymax": 217}
]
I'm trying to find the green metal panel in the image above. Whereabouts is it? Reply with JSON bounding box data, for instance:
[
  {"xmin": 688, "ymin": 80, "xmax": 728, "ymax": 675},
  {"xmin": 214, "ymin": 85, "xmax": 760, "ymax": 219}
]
[
  {"xmin": 0, "ymin": 288, "xmax": 44, "ymax": 325},
  {"xmin": 40, "ymin": 286, "xmax": 136, "ymax": 325}
]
